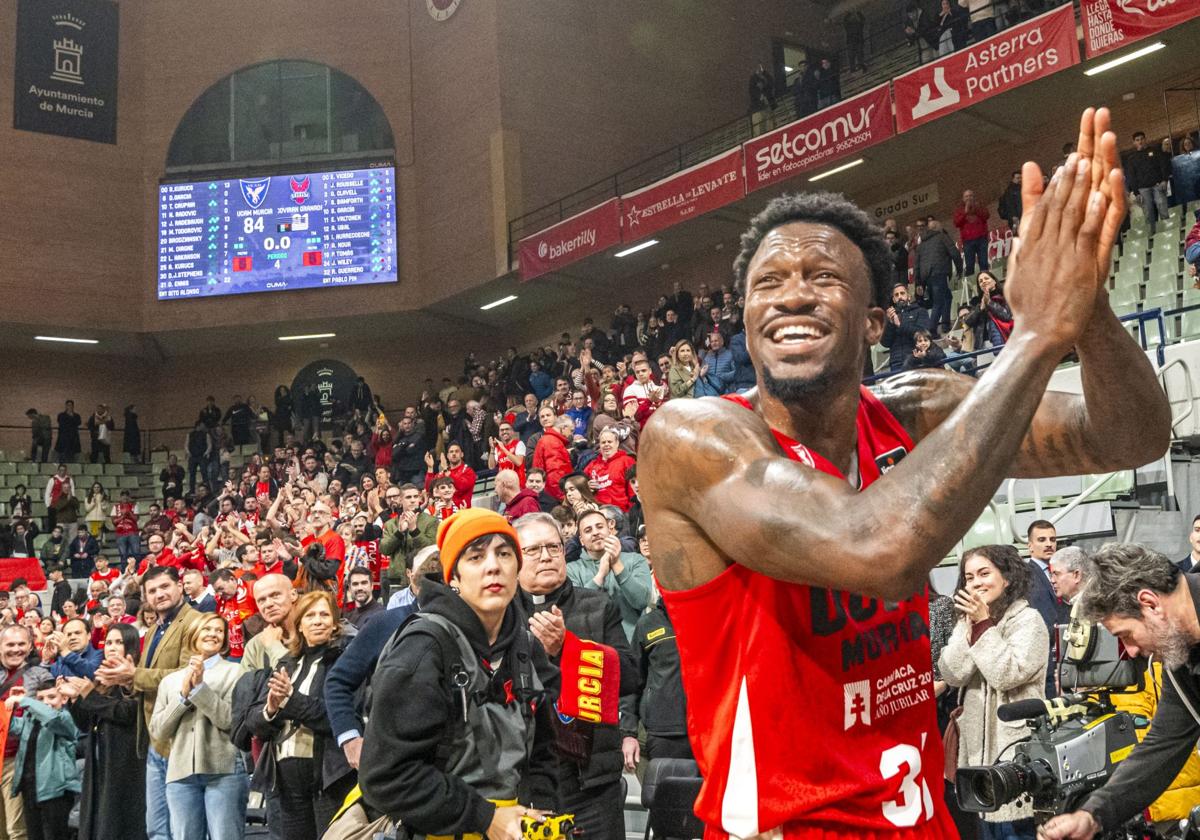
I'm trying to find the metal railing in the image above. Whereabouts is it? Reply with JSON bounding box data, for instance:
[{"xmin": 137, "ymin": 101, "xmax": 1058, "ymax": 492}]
[{"xmin": 506, "ymin": 0, "xmax": 1074, "ymax": 260}]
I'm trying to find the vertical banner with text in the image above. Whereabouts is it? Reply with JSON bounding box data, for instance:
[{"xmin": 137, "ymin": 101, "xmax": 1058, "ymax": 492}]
[
  {"xmin": 1081, "ymin": 0, "xmax": 1200, "ymax": 58},
  {"xmin": 13, "ymin": 0, "xmax": 119, "ymax": 144},
  {"xmin": 742, "ymin": 84, "xmax": 895, "ymax": 193},
  {"xmin": 893, "ymin": 5, "xmax": 1078, "ymax": 134},
  {"xmin": 620, "ymin": 149, "xmax": 745, "ymax": 241},
  {"xmin": 517, "ymin": 198, "xmax": 622, "ymax": 281}
]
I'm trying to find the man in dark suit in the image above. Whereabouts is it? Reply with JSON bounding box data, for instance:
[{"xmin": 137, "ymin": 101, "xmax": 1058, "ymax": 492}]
[
  {"xmin": 1178, "ymin": 514, "xmax": 1200, "ymax": 573},
  {"xmin": 1026, "ymin": 520, "xmax": 1071, "ymax": 696}
]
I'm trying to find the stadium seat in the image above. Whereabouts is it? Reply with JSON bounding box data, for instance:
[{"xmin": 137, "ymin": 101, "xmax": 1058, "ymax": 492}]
[
  {"xmin": 1083, "ymin": 471, "xmax": 1134, "ymax": 501},
  {"xmin": 1113, "ymin": 265, "xmax": 1143, "ymax": 289},
  {"xmin": 1155, "ymin": 217, "xmax": 1181, "ymax": 237},
  {"xmin": 961, "ymin": 512, "xmax": 1002, "ymax": 551},
  {"xmin": 1152, "ymin": 234, "xmax": 1181, "ymax": 256},
  {"xmin": 1109, "ymin": 285, "xmax": 1139, "ymax": 311},
  {"xmin": 1164, "ymin": 315, "xmax": 1181, "ymax": 343},
  {"xmin": 1182, "ymin": 310, "xmax": 1200, "ymax": 339},
  {"xmin": 32, "ymin": 534, "xmax": 50, "ymax": 554},
  {"xmin": 1144, "ymin": 275, "xmax": 1177, "ymax": 299},
  {"xmin": 1182, "ymin": 287, "xmax": 1200, "ymax": 307},
  {"xmin": 1142, "ymin": 292, "xmax": 1175, "ymax": 315}
]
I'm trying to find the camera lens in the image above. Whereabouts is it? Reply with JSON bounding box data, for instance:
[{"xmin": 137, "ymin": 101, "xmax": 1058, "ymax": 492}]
[{"xmin": 956, "ymin": 762, "xmax": 1032, "ymax": 812}]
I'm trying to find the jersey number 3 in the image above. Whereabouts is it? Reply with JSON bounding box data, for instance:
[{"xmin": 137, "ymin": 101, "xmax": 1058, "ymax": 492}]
[{"xmin": 880, "ymin": 738, "xmax": 935, "ymax": 827}]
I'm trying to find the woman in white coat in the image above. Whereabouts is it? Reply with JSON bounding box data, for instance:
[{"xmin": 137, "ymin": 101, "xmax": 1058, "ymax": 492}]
[
  {"xmin": 148, "ymin": 613, "xmax": 248, "ymax": 840},
  {"xmin": 938, "ymin": 544, "xmax": 1048, "ymax": 840}
]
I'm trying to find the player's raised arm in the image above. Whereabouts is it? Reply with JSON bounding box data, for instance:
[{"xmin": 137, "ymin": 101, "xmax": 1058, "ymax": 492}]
[
  {"xmin": 876, "ymin": 108, "xmax": 1170, "ymax": 479},
  {"xmin": 642, "ymin": 148, "xmax": 1125, "ymax": 602}
]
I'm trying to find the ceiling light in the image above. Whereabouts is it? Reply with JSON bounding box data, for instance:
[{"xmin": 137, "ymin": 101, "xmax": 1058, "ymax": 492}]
[
  {"xmin": 480, "ymin": 295, "xmax": 518, "ymax": 311},
  {"xmin": 35, "ymin": 336, "xmax": 98, "ymax": 345},
  {"xmin": 784, "ymin": 65, "xmax": 794, "ymax": 72},
  {"xmin": 614, "ymin": 239, "xmax": 659, "ymax": 258},
  {"xmin": 278, "ymin": 333, "xmax": 336, "ymax": 341},
  {"xmin": 808, "ymin": 158, "xmax": 865, "ymax": 182},
  {"xmin": 1083, "ymin": 41, "xmax": 1165, "ymax": 76}
]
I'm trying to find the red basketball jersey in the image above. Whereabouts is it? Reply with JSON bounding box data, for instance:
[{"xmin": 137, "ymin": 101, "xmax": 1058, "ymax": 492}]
[{"xmin": 661, "ymin": 386, "xmax": 955, "ymax": 840}]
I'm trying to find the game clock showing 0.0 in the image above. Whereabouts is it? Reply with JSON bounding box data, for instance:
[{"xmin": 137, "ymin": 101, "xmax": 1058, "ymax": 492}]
[{"xmin": 157, "ymin": 163, "xmax": 398, "ymax": 300}]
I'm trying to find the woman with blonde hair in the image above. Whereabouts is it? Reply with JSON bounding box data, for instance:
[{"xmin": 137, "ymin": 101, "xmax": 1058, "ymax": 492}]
[
  {"xmin": 667, "ymin": 340, "xmax": 702, "ymax": 399},
  {"xmin": 148, "ymin": 613, "xmax": 247, "ymax": 840},
  {"xmin": 247, "ymin": 590, "xmax": 355, "ymax": 840},
  {"xmin": 84, "ymin": 482, "xmax": 108, "ymax": 543}
]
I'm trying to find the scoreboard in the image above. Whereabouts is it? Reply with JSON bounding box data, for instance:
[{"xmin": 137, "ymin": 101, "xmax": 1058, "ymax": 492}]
[{"xmin": 157, "ymin": 163, "xmax": 397, "ymax": 300}]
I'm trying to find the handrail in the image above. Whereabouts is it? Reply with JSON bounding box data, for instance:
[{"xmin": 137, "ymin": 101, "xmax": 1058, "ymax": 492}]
[
  {"xmin": 506, "ymin": 0, "xmax": 1074, "ymax": 258},
  {"xmin": 1159, "ymin": 357, "xmax": 1196, "ymax": 438},
  {"xmin": 1047, "ymin": 472, "xmax": 1121, "ymax": 529}
]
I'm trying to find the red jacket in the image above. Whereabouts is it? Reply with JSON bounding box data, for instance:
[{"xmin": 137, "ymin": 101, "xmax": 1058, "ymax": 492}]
[
  {"xmin": 953, "ymin": 202, "xmax": 990, "ymax": 242},
  {"xmin": 533, "ymin": 429, "xmax": 572, "ymax": 501},
  {"xmin": 371, "ymin": 429, "xmax": 394, "ymax": 468},
  {"xmin": 425, "ymin": 464, "xmax": 476, "ymax": 509},
  {"xmin": 503, "ymin": 488, "xmax": 541, "ymax": 523},
  {"xmin": 583, "ymin": 451, "xmax": 637, "ymax": 512}
]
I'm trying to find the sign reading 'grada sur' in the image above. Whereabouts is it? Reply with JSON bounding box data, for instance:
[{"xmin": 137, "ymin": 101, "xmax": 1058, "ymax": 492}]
[{"xmin": 13, "ymin": 0, "xmax": 119, "ymax": 144}]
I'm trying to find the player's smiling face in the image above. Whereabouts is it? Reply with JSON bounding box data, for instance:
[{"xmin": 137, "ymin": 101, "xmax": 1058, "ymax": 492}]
[{"xmin": 743, "ymin": 222, "xmax": 883, "ymax": 400}]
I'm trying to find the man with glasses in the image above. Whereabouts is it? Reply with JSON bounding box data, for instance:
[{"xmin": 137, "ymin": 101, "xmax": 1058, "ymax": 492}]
[{"xmin": 514, "ymin": 512, "xmax": 637, "ymax": 840}]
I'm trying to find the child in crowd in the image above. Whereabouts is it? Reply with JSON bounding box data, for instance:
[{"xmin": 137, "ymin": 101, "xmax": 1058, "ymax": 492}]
[
  {"xmin": 904, "ymin": 329, "xmax": 947, "ymax": 370},
  {"xmin": 6, "ymin": 673, "xmax": 82, "ymax": 840}
]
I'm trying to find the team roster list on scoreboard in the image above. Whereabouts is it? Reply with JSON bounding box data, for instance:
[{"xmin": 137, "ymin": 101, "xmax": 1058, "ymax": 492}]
[{"xmin": 157, "ymin": 166, "xmax": 398, "ymax": 299}]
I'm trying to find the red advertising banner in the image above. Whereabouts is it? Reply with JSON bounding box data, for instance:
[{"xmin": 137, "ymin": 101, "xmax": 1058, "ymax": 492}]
[
  {"xmin": 893, "ymin": 5, "xmax": 1079, "ymax": 134},
  {"xmin": 1081, "ymin": 0, "xmax": 1200, "ymax": 58},
  {"xmin": 742, "ymin": 84, "xmax": 895, "ymax": 193},
  {"xmin": 620, "ymin": 148, "xmax": 745, "ymax": 241},
  {"xmin": 518, "ymin": 198, "xmax": 622, "ymax": 281}
]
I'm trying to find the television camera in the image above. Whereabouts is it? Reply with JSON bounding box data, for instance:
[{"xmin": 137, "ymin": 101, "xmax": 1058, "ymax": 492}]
[{"xmin": 955, "ymin": 615, "xmax": 1200, "ymax": 838}]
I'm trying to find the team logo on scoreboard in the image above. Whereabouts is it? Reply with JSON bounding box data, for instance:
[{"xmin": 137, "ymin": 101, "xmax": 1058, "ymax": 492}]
[
  {"xmin": 239, "ymin": 178, "xmax": 270, "ymax": 209},
  {"xmin": 290, "ymin": 176, "xmax": 311, "ymax": 205}
]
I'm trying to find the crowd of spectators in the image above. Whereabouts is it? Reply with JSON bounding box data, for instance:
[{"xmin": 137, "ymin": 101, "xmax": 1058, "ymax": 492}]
[{"xmin": 0, "ymin": 129, "xmax": 1197, "ymax": 837}]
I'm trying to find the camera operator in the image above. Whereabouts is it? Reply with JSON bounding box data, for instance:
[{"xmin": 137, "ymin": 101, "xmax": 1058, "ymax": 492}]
[{"xmin": 1040, "ymin": 544, "xmax": 1200, "ymax": 839}]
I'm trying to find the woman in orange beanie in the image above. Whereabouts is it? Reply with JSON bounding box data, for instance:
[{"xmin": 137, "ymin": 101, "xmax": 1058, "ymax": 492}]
[{"xmin": 358, "ymin": 508, "xmax": 559, "ymax": 840}]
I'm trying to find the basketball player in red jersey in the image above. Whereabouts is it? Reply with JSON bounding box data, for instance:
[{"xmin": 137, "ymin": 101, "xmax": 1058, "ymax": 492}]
[{"xmin": 638, "ymin": 108, "xmax": 1171, "ymax": 840}]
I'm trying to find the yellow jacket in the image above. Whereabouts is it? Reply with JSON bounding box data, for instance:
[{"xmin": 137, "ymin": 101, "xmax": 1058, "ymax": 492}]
[{"xmin": 1112, "ymin": 660, "xmax": 1200, "ymax": 822}]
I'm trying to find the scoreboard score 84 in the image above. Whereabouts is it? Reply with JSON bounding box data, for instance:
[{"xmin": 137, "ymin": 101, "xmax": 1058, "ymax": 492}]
[{"xmin": 157, "ymin": 163, "xmax": 397, "ymax": 300}]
